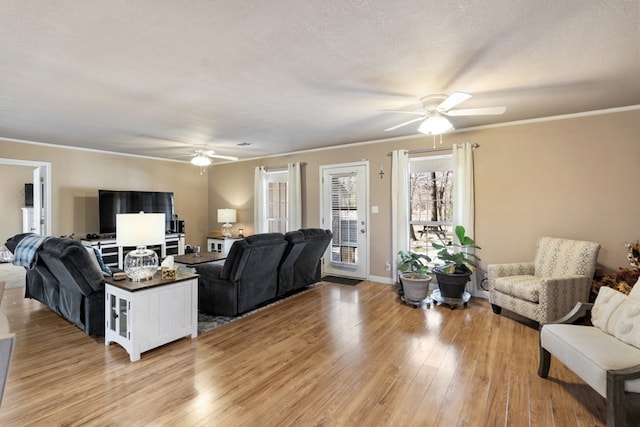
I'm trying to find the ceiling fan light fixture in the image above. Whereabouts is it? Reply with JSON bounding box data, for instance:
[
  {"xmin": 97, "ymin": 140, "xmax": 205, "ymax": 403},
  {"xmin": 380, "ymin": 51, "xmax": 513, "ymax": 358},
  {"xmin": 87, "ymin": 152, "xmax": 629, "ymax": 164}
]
[
  {"xmin": 417, "ymin": 113, "xmax": 454, "ymax": 135},
  {"xmin": 191, "ymin": 155, "xmax": 212, "ymax": 167}
]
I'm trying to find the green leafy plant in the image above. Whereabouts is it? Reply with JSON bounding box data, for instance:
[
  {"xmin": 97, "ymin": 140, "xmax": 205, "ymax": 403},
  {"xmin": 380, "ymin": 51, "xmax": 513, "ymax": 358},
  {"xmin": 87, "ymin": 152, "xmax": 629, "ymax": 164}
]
[
  {"xmin": 397, "ymin": 251, "xmax": 431, "ymax": 278},
  {"xmin": 431, "ymin": 225, "xmax": 481, "ymax": 274}
]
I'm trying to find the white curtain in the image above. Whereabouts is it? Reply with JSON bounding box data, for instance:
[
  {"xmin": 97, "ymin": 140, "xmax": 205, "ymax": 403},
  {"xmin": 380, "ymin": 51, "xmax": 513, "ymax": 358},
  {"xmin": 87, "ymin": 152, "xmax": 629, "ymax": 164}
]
[
  {"xmin": 452, "ymin": 143, "xmax": 478, "ymax": 293},
  {"xmin": 254, "ymin": 166, "xmax": 267, "ymax": 234},
  {"xmin": 391, "ymin": 149, "xmax": 410, "ymax": 282},
  {"xmin": 287, "ymin": 162, "xmax": 302, "ymax": 230}
]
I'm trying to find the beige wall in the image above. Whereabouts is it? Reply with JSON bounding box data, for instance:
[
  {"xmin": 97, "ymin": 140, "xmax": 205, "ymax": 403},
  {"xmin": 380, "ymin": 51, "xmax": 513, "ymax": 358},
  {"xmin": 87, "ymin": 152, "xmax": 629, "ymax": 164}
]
[
  {"xmin": 2, "ymin": 108, "xmax": 637, "ymax": 281},
  {"xmin": 207, "ymin": 109, "xmax": 640, "ymax": 281},
  {"xmin": 0, "ymin": 140, "xmax": 209, "ymax": 249}
]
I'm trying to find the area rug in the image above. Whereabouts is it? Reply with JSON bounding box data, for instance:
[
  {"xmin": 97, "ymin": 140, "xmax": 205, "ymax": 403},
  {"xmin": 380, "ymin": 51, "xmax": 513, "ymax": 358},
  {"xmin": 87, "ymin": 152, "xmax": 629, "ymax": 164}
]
[
  {"xmin": 0, "ymin": 262, "xmax": 26, "ymax": 289},
  {"xmin": 197, "ymin": 281, "xmax": 325, "ymax": 334},
  {"xmin": 321, "ymin": 275, "xmax": 362, "ymax": 286}
]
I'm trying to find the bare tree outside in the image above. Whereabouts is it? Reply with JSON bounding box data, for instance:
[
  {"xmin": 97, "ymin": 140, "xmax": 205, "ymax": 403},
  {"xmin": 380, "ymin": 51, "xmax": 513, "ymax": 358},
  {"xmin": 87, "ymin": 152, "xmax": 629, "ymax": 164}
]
[{"xmin": 409, "ymin": 170, "xmax": 453, "ymax": 261}]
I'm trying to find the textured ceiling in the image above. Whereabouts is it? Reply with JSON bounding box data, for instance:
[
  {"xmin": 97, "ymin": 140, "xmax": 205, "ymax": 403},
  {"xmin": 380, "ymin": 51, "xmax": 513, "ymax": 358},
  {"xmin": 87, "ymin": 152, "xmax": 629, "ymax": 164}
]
[{"xmin": 1, "ymin": 1, "xmax": 639, "ymax": 162}]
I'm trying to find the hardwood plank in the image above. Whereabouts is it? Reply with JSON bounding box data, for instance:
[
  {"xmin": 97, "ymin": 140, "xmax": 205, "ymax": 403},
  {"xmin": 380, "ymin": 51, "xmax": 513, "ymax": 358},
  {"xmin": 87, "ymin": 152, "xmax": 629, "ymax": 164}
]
[{"xmin": 0, "ymin": 281, "xmax": 608, "ymax": 426}]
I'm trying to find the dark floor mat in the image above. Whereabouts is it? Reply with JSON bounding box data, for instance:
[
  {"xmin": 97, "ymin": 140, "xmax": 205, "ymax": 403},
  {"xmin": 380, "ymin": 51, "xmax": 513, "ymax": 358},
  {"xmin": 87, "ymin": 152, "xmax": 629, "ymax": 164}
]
[{"xmin": 322, "ymin": 275, "xmax": 362, "ymax": 286}]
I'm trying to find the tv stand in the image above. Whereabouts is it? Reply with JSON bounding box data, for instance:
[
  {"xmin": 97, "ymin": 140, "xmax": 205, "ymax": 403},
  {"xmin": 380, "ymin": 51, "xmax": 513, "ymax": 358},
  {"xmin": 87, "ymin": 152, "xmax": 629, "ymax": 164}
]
[{"xmin": 82, "ymin": 233, "xmax": 185, "ymax": 269}]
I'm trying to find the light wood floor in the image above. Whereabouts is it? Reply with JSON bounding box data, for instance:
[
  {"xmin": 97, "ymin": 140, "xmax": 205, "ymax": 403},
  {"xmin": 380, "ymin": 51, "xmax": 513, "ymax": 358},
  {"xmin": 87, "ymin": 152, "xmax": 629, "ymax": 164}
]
[{"xmin": 0, "ymin": 281, "xmax": 610, "ymax": 426}]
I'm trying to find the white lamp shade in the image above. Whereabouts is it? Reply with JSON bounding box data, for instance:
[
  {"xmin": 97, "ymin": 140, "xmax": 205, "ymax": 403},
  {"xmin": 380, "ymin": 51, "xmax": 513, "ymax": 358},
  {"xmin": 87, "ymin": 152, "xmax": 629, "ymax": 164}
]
[
  {"xmin": 217, "ymin": 208, "xmax": 236, "ymax": 224},
  {"xmin": 116, "ymin": 213, "xmax": 166, "ymax": 247}
]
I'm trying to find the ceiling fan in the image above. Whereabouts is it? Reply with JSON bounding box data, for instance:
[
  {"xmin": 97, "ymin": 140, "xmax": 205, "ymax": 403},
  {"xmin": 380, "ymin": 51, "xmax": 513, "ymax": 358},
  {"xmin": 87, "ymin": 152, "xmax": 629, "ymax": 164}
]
[
  {"xmin": 189, "ymin": 145, "xmax": 238, "ymax": 167},
  {"xmin": 383, "ymin": 92, "xmax": 506, "ymax": 135}
]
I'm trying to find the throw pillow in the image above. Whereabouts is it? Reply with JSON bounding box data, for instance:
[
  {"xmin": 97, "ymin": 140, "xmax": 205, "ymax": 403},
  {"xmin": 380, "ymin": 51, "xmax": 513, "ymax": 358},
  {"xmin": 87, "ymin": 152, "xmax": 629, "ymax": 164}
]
[
  {"xmin": 628, "ymin": 277, "xmax": 640, "ymax": 300},
  {"xmin": 592, "ymin": 286, "xmax": 627, "ymax": 332},
  {"xmin": 93, "ymin": 248, "xmax": 112, "ymax": 276},
  {"xmin": 612, "ymin": 298, "xmax": 640, "ymax": 349},
  {"xmin": 592, "ymin": 285, "xmax": 640, "ymax": 350},
  {"xmin": 85, "ymin": 247, "xmax": 112, "ymax": 277}
]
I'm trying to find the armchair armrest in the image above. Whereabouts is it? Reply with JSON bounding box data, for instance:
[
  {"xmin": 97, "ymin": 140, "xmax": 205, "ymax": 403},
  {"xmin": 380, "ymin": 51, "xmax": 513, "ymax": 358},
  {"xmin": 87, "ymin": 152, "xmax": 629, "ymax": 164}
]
[
  {"xmin": 487, "ymin": 262, "xmax": 534, "ymax": 282},
  {"xmin": 488, "ymin": 262, "xmax": 535, "ymax": 278},
  {"xmin": 607, "ymin": 364, "xmax": 640, "ymax": 426},
  {"xmin": 538, "ymin": 275, "xmax": 592, "ymax": 323},
  {"xmin": 547, "ymin": 301, "xmax": 593, "ymax": 324}
]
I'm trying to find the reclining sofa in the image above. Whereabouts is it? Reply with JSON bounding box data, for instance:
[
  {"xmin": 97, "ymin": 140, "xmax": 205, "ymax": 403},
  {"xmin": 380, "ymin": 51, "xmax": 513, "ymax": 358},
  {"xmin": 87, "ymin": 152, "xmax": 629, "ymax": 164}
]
[
  {"xmin": 5, "ymin": 233, "xmax": 107, "ymax": 336},
  {"xmin": 197, "ymin": 228, "xmax": 333, "ymax": 316}
]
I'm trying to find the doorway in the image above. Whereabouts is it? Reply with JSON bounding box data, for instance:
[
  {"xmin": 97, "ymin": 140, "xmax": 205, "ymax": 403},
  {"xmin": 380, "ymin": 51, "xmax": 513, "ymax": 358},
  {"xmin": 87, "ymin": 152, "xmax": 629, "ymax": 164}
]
[
  {"xmin": 320, "ymin": 162, "xmax": 369, "ymax": 279},
  {"xmin": 0, "ymin": 158, "xmax": 52, "ymax": 236}
]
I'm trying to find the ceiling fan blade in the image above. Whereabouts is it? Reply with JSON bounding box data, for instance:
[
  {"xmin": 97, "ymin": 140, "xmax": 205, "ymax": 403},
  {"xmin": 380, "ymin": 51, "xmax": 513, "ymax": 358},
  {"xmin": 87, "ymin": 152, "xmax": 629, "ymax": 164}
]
[
  {"xmin": 444, "ymin": 106, "xmax": 507, "ymax": 116},
  {"xmin": 384, "ymin": 116, "xmax": 426, "ymax": 131},
  {"xmin": 208, "ymin": 154, "xmax": 239, "ymax": 161},
  {"xmin": 437, "ymin": 92, "xmax": 472, "ymax": 112},
  {"xmin": 379, "ymin": 109, "xmax": 426, "ymax": 116}
]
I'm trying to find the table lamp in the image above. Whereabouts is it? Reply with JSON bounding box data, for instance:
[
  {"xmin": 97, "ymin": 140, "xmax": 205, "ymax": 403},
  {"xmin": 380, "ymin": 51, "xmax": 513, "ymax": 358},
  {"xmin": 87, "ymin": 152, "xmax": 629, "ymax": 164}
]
[
  {"xmin": 217, "ymin": 208, "xmax": 236, "ymax": 238},
  {"xmin": 116, "ymin": 212, "xmax": 166, "ymax": 281}
]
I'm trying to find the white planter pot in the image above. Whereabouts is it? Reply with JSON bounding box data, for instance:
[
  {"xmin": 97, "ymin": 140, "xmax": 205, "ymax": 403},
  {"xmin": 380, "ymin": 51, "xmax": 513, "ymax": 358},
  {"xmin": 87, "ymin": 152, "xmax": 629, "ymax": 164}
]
[{"xmin": 400, "ymin": 273, "xmax": 432, "ymax": 303}]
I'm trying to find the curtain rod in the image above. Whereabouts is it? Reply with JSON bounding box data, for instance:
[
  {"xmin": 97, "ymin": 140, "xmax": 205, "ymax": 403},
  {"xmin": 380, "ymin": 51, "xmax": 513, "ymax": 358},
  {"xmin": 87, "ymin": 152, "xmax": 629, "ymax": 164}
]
[
  {"xmin": 261, "ymin": 162, "xmax": 307, "ymax": 171},
  {"xmin": 386, "ymin": 143, "xmax": 479, "ymax": 156}
]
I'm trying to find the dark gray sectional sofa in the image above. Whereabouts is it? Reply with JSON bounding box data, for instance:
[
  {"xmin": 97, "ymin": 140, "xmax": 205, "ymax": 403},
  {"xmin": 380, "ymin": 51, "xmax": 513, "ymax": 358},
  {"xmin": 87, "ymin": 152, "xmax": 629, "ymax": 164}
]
[
  {"xmin": 6, "ymin": 228, "xmax": 333, "ymax": 334},
  {"xmin": 196, "ymin": 228, "xmax": 332, "ymax": 316},
  {"xmin": 5, "ymin": 233, "xmax": 106, "ymax": 336}
]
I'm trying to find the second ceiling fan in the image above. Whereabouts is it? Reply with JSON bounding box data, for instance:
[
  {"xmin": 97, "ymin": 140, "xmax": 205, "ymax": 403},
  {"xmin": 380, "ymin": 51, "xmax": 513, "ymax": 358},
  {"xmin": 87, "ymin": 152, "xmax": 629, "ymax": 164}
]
[{"xmin": 383, "ymin": 92, "xmax": 506, "ymax": 135}]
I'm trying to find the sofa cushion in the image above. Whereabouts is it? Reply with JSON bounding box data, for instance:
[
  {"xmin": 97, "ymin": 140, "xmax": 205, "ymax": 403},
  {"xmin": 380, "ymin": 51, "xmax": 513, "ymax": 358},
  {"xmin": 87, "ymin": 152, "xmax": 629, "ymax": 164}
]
[
  {"xmin": 492, "ymin": 275, "xmax": 541, "ymax": 303},
  {"xmin": 541, "ymin": 323, "xmax": 640, "ymax": 397}
]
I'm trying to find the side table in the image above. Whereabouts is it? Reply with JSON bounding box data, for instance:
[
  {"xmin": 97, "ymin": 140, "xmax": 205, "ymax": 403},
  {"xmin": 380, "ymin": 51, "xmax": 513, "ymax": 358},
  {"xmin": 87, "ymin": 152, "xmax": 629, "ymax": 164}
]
[
  {"xmin": 105, "ymin": 271, "xmax": 198, "ymax": 362},
  {"xmin": 207, "ymin": 237, "xmax": 242, "ymax": 255},
  {"xmin": 174, "ymin": 251, "xmax": 226, "ymax": 273}
]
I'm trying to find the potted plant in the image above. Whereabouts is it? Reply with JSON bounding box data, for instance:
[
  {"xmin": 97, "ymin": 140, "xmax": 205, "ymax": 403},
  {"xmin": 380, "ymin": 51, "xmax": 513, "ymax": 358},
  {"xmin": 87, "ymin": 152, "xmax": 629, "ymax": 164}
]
[
  {"xmin": 397, "ymin": 251, "xmax": 432, "ymax": 304},
  {"xmin": 431, "ymin": 225, "xmax": 481, "ymax": 299}
]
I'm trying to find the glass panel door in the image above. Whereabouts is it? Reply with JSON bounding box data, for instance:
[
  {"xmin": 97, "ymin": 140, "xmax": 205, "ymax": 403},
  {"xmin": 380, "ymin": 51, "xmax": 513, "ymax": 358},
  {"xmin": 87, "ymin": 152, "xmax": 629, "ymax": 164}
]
[{"xmin": 321, "ymin": 162, "xmax": 368, "ymax": 279}]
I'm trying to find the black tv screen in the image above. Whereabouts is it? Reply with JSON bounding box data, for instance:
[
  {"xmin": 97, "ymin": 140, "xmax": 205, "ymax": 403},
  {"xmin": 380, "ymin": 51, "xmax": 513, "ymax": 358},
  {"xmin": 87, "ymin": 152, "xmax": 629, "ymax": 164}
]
[{"xmin": 99, "ymin": 190, "xmax": 175, "ymax": 234}]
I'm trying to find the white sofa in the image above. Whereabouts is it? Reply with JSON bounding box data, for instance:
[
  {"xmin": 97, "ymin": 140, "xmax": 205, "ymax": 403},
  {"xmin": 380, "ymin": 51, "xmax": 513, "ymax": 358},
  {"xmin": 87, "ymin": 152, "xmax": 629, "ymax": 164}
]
[{"xmin": 539, "ymin": 282, "xmax": 640, "ymax": 426}]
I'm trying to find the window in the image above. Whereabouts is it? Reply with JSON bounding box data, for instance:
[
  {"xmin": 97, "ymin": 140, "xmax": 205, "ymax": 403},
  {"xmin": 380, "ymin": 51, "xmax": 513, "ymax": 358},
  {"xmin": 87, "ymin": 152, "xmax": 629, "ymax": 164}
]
[
  {"xmin": 265, "ymin": 170, "xmax": 289, "ymax": 233},
  {"xmin": 255, "ymin": 163, "xmax": 301, "ymax": 234},
  {"xmin": 329, "ymin": 173, "xmax": 358, "ymax": 265},
  {"xmin": 409, "ymin": 155, "xmax": 453, "ymax": 260}
]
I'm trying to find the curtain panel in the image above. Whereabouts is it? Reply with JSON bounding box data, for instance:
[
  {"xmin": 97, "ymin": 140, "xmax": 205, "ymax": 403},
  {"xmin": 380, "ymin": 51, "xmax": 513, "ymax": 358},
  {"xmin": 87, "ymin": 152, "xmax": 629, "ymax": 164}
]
[
  {"xmin": 391, "ymin": 149, "xmax": 410, "ymax": 282},
  {"xmin": 287, "ymin": 162, "xmax": 302, "ymax": 230},
  {"xmin": 253, "ymin": 166, "xmax": 267, "ymax": 234},
  {"xmin": 453, "ymin": 142, "xmax": 478, "ymax": 294}
]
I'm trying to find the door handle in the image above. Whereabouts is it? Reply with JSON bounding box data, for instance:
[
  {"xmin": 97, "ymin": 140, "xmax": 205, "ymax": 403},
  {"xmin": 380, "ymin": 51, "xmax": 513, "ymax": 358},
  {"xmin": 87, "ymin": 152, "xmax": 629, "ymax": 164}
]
[{"xmin": 360, "ymin": 228, "xmax": 366, "ymax": 234}]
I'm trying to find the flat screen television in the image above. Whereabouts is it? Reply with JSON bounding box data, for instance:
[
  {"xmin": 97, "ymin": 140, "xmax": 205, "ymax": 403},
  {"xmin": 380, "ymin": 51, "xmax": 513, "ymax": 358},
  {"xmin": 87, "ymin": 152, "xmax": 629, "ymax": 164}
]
[{"xmin": 98, "ymin": 190, "xmax": 175, "ymax": 234}]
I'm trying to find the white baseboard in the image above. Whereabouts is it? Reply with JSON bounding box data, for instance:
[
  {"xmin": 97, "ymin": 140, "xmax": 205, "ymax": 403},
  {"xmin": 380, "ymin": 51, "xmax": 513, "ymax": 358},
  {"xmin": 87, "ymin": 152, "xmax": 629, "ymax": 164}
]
[
  {"xmin": 368, "ymin": 274, "xmax": 396, "ymax": 285},
  {"xmin": 367, "ymin": 273, "xmax": 489, "ymax": 299}
]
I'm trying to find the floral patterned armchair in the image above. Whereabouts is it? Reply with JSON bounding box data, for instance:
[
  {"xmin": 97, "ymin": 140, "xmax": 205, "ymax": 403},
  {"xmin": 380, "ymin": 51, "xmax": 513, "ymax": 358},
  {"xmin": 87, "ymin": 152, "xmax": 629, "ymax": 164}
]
[{"xmin": 488, "ymin": 237, "xmax": 600, "ymax": 324}]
